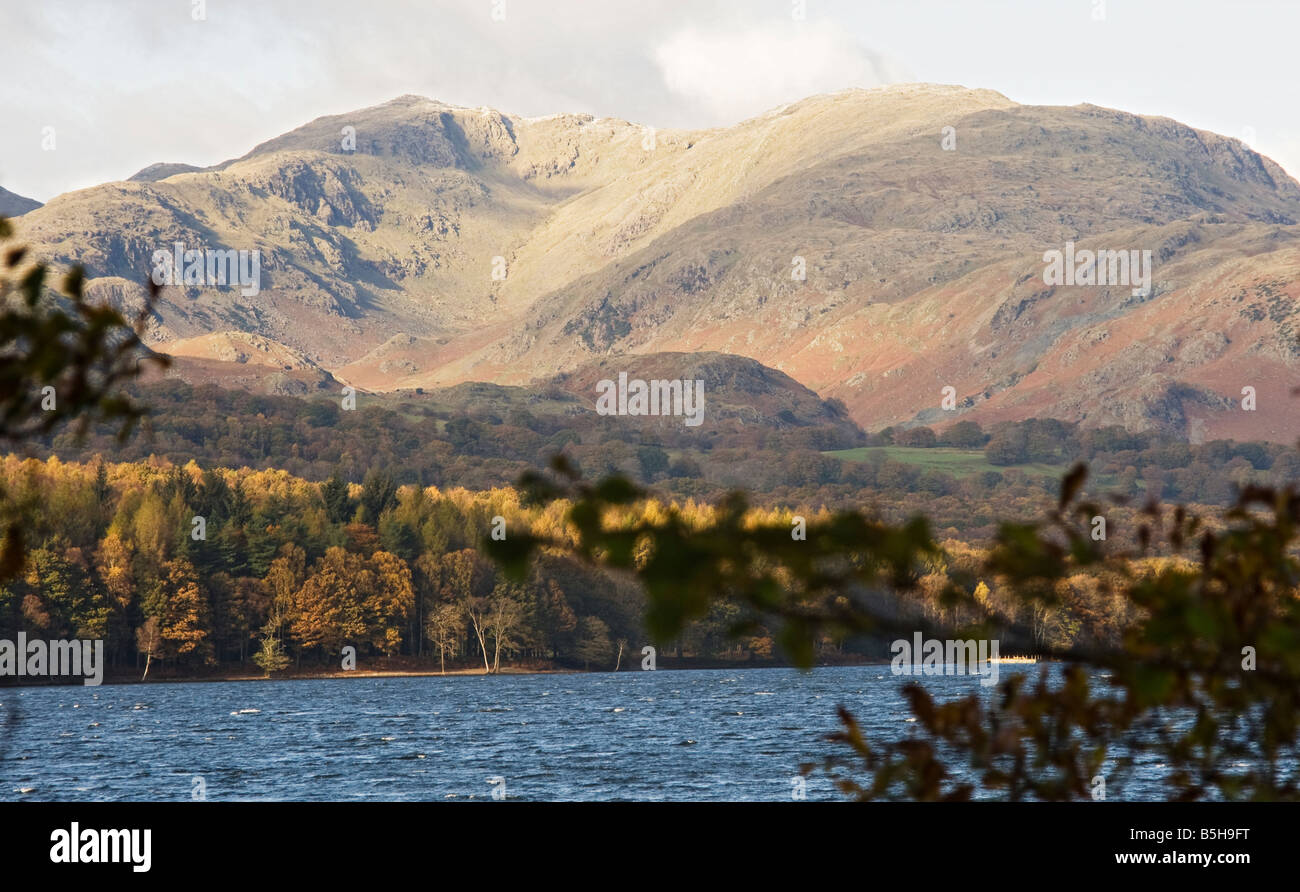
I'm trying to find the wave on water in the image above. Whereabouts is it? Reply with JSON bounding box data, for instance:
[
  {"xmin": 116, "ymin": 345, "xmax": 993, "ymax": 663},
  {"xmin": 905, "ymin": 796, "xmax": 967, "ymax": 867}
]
[{"xmin": 8, "ymin": 663, "xmax": 1174, "ymax": 802}]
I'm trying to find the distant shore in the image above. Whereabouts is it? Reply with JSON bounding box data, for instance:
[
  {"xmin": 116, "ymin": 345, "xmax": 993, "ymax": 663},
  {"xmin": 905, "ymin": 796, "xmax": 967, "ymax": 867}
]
[
  {"xmin": 4, "ymin": 664, "xmax": 569, "ymax": 688},
  {"xmin": 1, "ymin": 654, "xmax": 906, "ymax": 687},
  {"xmin": 0, "ymin": 652, "xmax": 1049, "ymax": 688}
]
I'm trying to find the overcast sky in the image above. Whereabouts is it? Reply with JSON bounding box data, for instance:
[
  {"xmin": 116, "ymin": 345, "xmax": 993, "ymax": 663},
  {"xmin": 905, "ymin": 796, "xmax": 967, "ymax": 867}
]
[{"xmin": 2, "ymin": 0, "xmax": 1297, "ymax": 202}]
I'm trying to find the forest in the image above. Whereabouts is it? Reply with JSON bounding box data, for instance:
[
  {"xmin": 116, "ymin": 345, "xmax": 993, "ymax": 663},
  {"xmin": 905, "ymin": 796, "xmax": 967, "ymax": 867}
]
[
  {"xmin": 31, "ymin": 379, "xmax": 1300, "ymax": 541},
  {"xmin": 0, "ymin": 448, "xmax": 1194, "ymax": 680}
]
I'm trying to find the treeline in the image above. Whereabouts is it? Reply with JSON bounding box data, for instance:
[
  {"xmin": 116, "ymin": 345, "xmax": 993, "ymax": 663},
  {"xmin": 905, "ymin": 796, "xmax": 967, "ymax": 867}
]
[
  {"xmin": 38, "ymin": 379, "xmax": 858, "ymax": 493},
  {"xmin": 870, "ymin": 417, "xmax": 1299, "ymax": 505},
  {"xmin": 0, "ymin": 456, "xmax": 797, "ymax": 677},
  {"xmin": 1, "ymin": 453, "xmax": 1209, "ymax": 679},
  {"xmin": 30, "ymin": 383, "xmax": 1296, "ymax": 544}
]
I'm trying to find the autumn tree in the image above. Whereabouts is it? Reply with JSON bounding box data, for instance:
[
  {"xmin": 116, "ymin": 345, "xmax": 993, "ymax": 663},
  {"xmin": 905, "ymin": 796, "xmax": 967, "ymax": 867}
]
[
  {"xmin": 264, "ymin": 543, "xmax": 306, "ymax": 648},
  {"xmin": 150, "ymin": 558, "xmax": 214, "ymax": 666},
  {"xmin": 252, "ymin": 633, "xmax": 290, "ymax": 676},
  {"xmin": 291, "ymin": 547, "xmax": 370, "ymax": 659},
  {"xmin": 367, "ymin": 550, "xmax": 415, "ymax": 657}
]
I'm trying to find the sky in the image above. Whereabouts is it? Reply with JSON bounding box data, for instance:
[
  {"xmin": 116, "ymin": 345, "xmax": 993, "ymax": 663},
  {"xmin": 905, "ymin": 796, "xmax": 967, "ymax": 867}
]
[{"xmin": 2, "ymin": 0, "xmax": 1298, "ymax": 202}]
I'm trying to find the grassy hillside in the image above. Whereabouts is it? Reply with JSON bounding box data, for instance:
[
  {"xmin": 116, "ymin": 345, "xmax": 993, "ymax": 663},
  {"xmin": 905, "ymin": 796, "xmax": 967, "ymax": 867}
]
[{"xmin": 824, "ymin": 445, "xmax": 1066, "ymax": 480}]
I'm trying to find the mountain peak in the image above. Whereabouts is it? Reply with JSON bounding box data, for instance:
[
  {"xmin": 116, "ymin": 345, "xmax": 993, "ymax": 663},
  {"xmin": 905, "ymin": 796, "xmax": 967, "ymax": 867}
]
[
  {"xmin": 15, "ymin": 87, "xmax": 1300, "ymax": 442},
  {"xmin": 127, "ymin": 162, "xmax": 206, "ymax": 183}
]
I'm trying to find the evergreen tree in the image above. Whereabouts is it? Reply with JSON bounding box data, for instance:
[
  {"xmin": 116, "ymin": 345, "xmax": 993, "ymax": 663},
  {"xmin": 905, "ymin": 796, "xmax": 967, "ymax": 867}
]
[{"xmin": 321, "ymin": 472, "xmax": 354, "ymax": 524}]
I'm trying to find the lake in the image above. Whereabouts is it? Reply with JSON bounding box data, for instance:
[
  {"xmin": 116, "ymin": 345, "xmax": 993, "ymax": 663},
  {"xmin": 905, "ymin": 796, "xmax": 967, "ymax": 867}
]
[{"xmin": 1, "ymin": 664, "xmax": 1166, "ymax": 801}]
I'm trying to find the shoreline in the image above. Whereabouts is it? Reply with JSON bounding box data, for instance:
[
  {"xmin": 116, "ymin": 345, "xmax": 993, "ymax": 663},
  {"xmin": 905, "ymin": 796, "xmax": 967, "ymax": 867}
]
[
  {"xmin": 2, "ymin": 664, "xmax": 575, "ymax": 689},
  {"xmin": 3, "ymin": 658, "xmax": 884, "ymax": 688},
  {"xmin": 0, "ymin": 654, "xmax": 1048, "ymax": 688}
]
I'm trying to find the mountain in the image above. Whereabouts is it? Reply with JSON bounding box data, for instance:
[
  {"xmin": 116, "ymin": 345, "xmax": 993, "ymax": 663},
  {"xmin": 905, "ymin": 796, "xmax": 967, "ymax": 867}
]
[
  {"xmin": 12, "ymin": 85, "xmax": 1300, "ymax": 441},
  {"xmin": 128, "ymin": 162, "xmax": 206, "ymax": 183},
  {"xmin": 0, "ymin": 186, "xmax": 41, "ymax": 216},
  {"xmin": 156, "ymin": 331, "xmax": 338, "ymax": 395},
  {"xmin": 130, "ymin": 350, "xmax": 864, "ymax": 474},
  {"xmin": 542, "ymin": 351, "xmax": 862, "ymax": 448}
]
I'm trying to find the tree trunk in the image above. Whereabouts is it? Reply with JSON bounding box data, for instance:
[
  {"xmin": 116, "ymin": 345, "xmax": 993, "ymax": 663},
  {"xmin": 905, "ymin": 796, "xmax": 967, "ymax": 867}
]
[
  {"xmin": 141, "ymin": 652, "xmax": 152, "ymax": 681},
  {"xmin": 472, "ymin": 620, "xmax": 491, "ymax": 673}
]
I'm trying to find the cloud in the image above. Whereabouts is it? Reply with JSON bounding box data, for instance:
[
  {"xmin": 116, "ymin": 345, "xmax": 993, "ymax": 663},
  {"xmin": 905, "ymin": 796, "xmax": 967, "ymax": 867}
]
[
  {"xmin": 653, "ymin": 21, "xmax": 909, "ymax": 125},
  {"xmin": 1, "ymin": 0, "xmax": 706, "ymax": 199},
  {"xmin": 2, "ymin": 0, "xmax": 1292, "ymax": 200}
]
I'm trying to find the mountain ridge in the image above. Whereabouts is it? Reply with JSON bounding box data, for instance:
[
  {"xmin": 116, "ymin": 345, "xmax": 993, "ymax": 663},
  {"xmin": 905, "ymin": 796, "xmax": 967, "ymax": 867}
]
[
  {"xmin": 0, "ymin": 185, "xmax": 42, "ymax": 216},
  {"xmin": 11, "ymin": 84, "xmax": 1300, "ymax": 441}
]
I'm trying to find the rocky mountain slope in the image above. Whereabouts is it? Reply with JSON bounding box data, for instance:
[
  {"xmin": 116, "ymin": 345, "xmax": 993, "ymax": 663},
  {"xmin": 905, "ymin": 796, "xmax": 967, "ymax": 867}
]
[
  {"xmin": 0, "ymin": 186, "xmax": 41, "ymax": 216},
  {"xmin": 11, "ymin": 85, "xmax": 1300, "ymax": 441}
]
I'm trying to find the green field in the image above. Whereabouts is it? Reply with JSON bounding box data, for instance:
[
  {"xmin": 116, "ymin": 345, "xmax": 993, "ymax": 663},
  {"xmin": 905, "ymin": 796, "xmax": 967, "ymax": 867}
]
[{"xmin": 823, "ymin": 446, "xmax": 1068, "ymax": 480}]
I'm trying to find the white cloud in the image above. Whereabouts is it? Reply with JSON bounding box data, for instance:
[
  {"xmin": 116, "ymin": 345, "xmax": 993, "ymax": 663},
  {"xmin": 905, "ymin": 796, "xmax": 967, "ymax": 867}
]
[
  {"xmin": 0, "ymin": 0, "xmax": 1294, "ymax": 201},
  {"xmin": 653, "ymin": 22, "xmax": 909, "ymax": 125}
]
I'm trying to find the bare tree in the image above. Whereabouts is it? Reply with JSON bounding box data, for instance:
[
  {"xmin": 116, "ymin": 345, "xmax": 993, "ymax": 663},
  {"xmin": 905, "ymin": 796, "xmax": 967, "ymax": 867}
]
[
  {"xmin": 438, "ymin": 549, "xmax": 496, "ymax": 672},
  {"xmin": 461, "ymin": 596, "xmax": 493, "ymax": 674},
  {"xmin": 487, "ymin": 584, "xmax": 526, "ymax": 674},
  {"xmin": 425, "ymin": 601, "xmax": 466, "ymax": 675},
  {"xmin": 136, "ymin": 617, "xmax": 162, "ymax": 681}
]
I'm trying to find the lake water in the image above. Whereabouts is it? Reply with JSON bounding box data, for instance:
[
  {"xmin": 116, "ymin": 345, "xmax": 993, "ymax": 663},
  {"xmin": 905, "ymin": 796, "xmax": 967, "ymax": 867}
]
[{"xmin": 1, "ymin": 664, "xmax": 1165, "ymax": 801}]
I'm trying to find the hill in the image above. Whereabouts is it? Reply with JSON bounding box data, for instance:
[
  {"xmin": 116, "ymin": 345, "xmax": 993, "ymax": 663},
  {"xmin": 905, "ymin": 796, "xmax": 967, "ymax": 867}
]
[{"xmin": 11, "ymin": 84, "xmax": 1300, "ymax": 441}]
